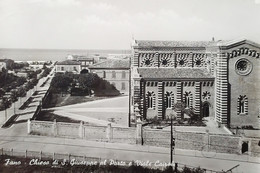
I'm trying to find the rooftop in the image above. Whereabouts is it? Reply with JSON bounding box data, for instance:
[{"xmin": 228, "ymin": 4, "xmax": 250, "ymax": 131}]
[
  {"xmin": 56, "ymin": 60, "xmax": 81, "ymax": 65},
  {"xmin": 134, "ymin": 40, "xmax": 218, "ymax": 48},
  {"xmin": 89, "ymin": 59, "xmax": 130, "ymax": 69},
  {"xmin": 138, "ymin": 68, "xmax": 213, "ymax": 79}
]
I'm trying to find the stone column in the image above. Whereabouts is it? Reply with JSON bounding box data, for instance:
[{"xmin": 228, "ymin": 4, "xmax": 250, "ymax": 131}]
[
  {"xmin": 157, "ymin": 81, "xmax": 164, "ymax": 119},
  {"xmin": 194, "ymin": 82, "xmax": 201, "ymax": 115},
  {"xmin": 216, "ymin": 52, "xmax": 228, "ymax": 125},
  {"xmin": 52, "ymin": 119, "xmax": 57, "ymax": 136},
  {"xmin": 79, "ymin": 121, "xmax": 83, "ymax": 139},
  {"xmin": 176, "ymin": 82, "xmax": 182, "ymax": 120},
  {"xmin": 188, "ymin": 53, "xmax": 193, "ymax": 67},
  {"xmin": 140, "ymin": 80, "xmax": 146, "ymax": 119},
  {"xmin": 154, "ymin": 52, "xmax": 159, "ymax": 67},
  {"xmin": 106, "ymin": 123, "xmax": 112, "ymax": 142},
  {"xmin": 135, "ymin": 108, "xmax": 143, "ymax": 145},
  {"xmin": 171, "ymin": 52, "xmax": 176, "ymax": 68},
  {"xmin": 27, "ymin": 119, "xmax": 31, "ymax": 134},
  {"xmin": 133, "ymin": 51, "xmax": 139, "ymax": 67}
]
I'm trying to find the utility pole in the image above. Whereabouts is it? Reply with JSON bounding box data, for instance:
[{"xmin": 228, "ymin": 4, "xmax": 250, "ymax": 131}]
[
  {"xmin": 170, "ymin": 114, "xmax": 175, "ymax": 163},
  {"xmin": 170, "ymin": 115, "xmax": 173, "ymax": 163}
]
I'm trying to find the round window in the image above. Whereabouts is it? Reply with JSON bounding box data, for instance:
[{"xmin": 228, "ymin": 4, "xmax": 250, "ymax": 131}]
[
  {"xmin": 162, "ymin": 59, "xmax": 168, "ymax": 65},
  {"xmin": 196, "ymin": 60, "xmax": 201, "ymax": 66},
  {"xmin": 235, "ymin": 58, "xmax": 253, "ymax": 76},
  {"xmin": 145, "ymin": 59, "xmax": 150, "ymax": 66},
  {"xmin": 179, "ymin": 60, "xmax": 185, "ymax": 65}
]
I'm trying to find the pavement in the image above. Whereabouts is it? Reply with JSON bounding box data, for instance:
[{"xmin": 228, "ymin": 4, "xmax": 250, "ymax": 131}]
[
  {"xmin": 0, "ymin": 65, "xmax": 55, "ymax": 126},
  {"xmin": 48, "ymin": 96, "xmax": 129, "ymax": 127}
]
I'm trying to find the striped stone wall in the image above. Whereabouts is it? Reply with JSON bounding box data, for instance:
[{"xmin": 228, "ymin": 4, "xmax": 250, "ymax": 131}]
[
  {"xmin": 216, "ymin": 52, "xmax": 228, "ymax": 124},
  {"xmin": 176, "ymin": 82, "xmax": 182, "ymax": 120},
  {"xmin": 157, "ymin": 81, "xmax": 164, "ymax": 119},
  {"xmin": 194, "ymin": 82, "xmax": 201, "ymax": 115}
]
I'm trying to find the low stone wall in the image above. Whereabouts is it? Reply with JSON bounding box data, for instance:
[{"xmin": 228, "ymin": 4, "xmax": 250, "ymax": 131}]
[
  {"xmin": 28, "ymin": 120, "xmax": 259, "ymax": 156},
  {"xmin": 29, "ymin": 120, "xmax": 136, "ymax": 144},
  {"xmin": 143, "ymin": 129, "xmax": 241, "ymax": 154},
  {"xmin": 143, "ymin": 129, "xmax": 170, "ymax": 148},
  {"xmin": 30, "ymin": 120, "xmax": 53, "ymax": 136},
  {"xmin": 250, "ymin": 139, "xmax": 260, "ymax": 157}
]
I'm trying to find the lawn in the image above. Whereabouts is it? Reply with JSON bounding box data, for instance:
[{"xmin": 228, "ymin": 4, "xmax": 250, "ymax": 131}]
[
  {"xmin": 34, "ymin": 110, "xmax": 83, "ymax": 124},
  {"xmin": 43, "ymin": 93, "xmax": 108, "ymax": 108}
]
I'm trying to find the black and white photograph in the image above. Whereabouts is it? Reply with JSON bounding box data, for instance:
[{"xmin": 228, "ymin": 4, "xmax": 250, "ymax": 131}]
[{"xmin": 0, "ymin": 0, "xmax": 260, "ymax": 172}]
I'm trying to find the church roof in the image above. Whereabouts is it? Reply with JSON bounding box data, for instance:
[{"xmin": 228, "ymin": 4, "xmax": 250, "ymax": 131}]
[
  {"xmin": 135, "ymin": 40, "xmax": 217, "ymax": 48},
  {"xmin": 138, "ymin": 68, "xmax": 213, "ymax": 79},
  {"xmin": 56, "ymin": 60, "xmax": 81, "ymax": 65},
  {"xmin": 89, "ymin": 59, "xmax": 130, "ymax": 69}
]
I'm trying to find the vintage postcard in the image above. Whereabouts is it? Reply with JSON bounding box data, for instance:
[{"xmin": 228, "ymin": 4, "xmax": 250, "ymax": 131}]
[{"xmin": 0, "ymin": 0, "xmax": 259, "ymax": 172}]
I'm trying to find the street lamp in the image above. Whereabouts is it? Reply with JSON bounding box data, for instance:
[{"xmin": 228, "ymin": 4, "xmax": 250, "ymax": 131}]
[{"xmin": 170, "ymin": 112, "xmax": 176, "ymax": 164}]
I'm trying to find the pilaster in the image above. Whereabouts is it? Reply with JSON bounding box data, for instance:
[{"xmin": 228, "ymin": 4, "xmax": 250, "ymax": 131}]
[
  {"xmin": 154, "ymin": 52, "xmax": 159, "ymax": 67},
  {"xmin": 133, "ymin": 51, "xmax": 139, "ymax": 67},
  {"xmin": 195, "ymin": 82, "xmax": 201, "ymax": 115},
  {"xmin": 157, "ymin": 81, "xmax": 164, "ymax": 119},
  {"xmin": 216, "ymin": 52, "xmax": 228, "ymax": 125},
  {"xmin": 176, "ymin": 82, "xmax": 182, "ymax": 120}
]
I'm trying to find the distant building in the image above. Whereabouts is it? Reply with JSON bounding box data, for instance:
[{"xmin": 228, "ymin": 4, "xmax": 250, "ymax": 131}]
[
  {"xmin": 67, "ymin": 55, "xmax": 95, "ymax": 72},
  {"xmin": 55, "ymin": 60, "xmax": 81, "ymax": 74},
  {"xmin": 16, "ymin": 72, "xmax": 28, "ymax": 78},
  {"xmin": 89, "ymin": 59, "xmax": 130, "ymax": 94}
]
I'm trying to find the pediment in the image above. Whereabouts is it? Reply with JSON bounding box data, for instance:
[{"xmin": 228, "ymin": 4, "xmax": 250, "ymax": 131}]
[
  {"xmin": 218, "ymin": 38, "xmax": 260, "ymax": 50},
  {"xmin": 218, "ymin": 39, "xmax": 260, "ymax": 59}
]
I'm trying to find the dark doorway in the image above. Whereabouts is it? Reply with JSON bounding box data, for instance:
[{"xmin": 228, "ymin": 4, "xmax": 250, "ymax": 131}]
[
  {"xmin": 80, "ymin": 69, "xmax": 89, "ymax": 74},
  {"xmin": 242, "ymin": 142, "xmax": 248, "ymax": 154},
  {"xmin": 202, "ymin": 102, "xmax": 209, "ymax": 117}
]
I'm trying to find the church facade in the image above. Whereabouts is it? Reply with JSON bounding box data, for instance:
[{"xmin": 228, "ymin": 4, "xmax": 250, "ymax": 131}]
[{"xmin": 130, "ymin": 39, "xmax": 260, "ymax": 129}]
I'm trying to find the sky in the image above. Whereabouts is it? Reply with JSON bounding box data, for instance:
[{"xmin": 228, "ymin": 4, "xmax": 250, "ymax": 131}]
[{"xmin": 0, "ymin": 0, "xmax": 260, "ymax": 49}]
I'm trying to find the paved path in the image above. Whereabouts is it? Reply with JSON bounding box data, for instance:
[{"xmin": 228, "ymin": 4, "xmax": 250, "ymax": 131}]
[
  {"xmin": 49, "ymin": 96, "xmax": 129, "ymax": 127},
  {"xmin": 0, "ymin": 65, "xmax": 55, "ymax": 126}
]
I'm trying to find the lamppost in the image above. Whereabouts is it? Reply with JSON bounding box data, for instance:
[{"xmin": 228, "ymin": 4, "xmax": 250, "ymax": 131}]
[{"xmin": 170, "ymin": 112, "xmax": 176, "ymax": 164}]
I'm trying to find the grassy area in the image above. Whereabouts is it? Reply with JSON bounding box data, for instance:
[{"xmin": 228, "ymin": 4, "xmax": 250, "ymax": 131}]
[
  {"xmin": 56, "ymin": 95, "xmax": 108, "ymax": 107},
  {"xmin": 34, "ymin": 110, "xmax": 82, "ymax": 123},
  {"xmin": 43, "ymin": 93, "xmax": 109, "ymax": 108}
]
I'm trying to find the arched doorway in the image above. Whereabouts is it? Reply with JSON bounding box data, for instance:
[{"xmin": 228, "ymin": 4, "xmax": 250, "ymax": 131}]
[
  {"xmin": 202, "ymin": 102, "xmax": 210, "ymax": 117},
  {"xmin": 242, "ymin": 142, "xmax": 248, "ymax": 154},
  {"xmin": 80, "ymin": 69, "xmax": 89, "ymax": 74}
]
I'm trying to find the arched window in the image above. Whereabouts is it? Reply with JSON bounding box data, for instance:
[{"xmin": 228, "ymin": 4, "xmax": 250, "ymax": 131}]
[
  {"xmin": 122, "ymin": 71, "xmax": 126, "ymax": 79},
  {"xmin": 146, "ymin": 92, "xmax": 155, "ymax": 109},
  {"xmin": 238, "ymin": 95, "xmax": 248, "ymax": 115},
  {"xmin": 121, "ymin": 82, "xmax": 125, "ymax": 90},
  {"xmin": 103, "ymin": 71, "xmax": 106, "ymax": 78},
  {"xmin": 112, "ymin": 71, "xmax": 116, "ymax": 78},
  {"xmin": 165, "ymin": 92, "xmax": 174, "ymax": 109},
  {"xmin": 183, "ymin": 91, "xmax": 193, "ymax": 108}
]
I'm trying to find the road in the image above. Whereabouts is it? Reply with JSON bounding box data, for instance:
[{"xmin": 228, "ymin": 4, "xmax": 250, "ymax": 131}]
[{"xmin": 0, "ymin": 117, "xmax": 259, "ymax": 172}]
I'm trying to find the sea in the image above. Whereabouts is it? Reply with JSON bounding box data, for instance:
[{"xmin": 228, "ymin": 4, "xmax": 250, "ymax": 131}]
[{"xmin": 0, "ymin": 48, "xmax": 131, "ymax": 61}]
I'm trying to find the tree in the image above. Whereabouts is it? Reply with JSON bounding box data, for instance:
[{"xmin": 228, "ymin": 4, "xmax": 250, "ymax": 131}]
[
  {"xmin": 171, "ymin": 101, "xmax": 202, "ymax": 125},
  {"xmin": 10, "ymin": 89, "xmax": 18, "ymax": 114},
  {"xmin": 1, "ymin": 97, "xmax": 11, "ymax": 120},
  {"xmin": 50, "ymin": 73, "xmax": 73, "ymax": 95},
  {"xmin": 17, "ymin": 87, "xmax": 27, "ymax": 104},
  {"xmin": 0, "ymin": 89, "xmax": 5, "ymax": 98}
]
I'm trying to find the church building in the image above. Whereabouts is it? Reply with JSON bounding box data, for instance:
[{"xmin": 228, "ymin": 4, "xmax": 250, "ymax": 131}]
[{"xmin": 130, "ymin": 39, "xmax": 260, "ymax": 129}]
